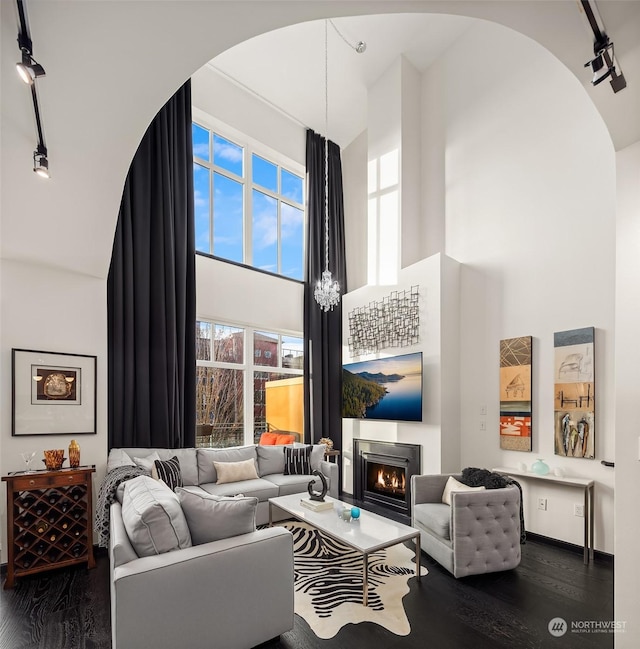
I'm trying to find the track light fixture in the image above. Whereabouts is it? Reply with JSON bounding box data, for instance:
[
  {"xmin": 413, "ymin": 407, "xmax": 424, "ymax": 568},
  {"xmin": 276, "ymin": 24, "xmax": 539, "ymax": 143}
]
[
  {"xmin": 16, "ymin": 0, "xmax": 50, "ymax": 178},
  {"xmin": 16, "ymin": 51, "xmax": 46, "ymax": 85},
  {"xmin": 33, "ymin": 144, "xmax": 49, "ymax": 179},
  {"xmin": 579, "ymin": 0, "xmax": 626, "ymax": 93}
]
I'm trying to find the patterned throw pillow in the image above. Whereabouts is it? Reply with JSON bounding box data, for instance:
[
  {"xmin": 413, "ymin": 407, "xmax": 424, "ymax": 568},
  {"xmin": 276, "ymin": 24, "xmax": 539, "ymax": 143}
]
[
  {"xmin": 154, "ymin": 456, "xmax": 183, "ymax": 491},
  {"xmin": 284, "ymin": 445, "xmax": 311, "ymax": 476}
]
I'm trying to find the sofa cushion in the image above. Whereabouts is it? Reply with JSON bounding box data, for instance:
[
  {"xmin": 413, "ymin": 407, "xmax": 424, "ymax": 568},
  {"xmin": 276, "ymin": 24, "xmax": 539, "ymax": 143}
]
[
  {"xmin": 293, "ymin": 443, "xmax": 326, "ymax": 471},
  {"xmin": 275, "ymin": 434, "xmax": 296, "ymax": 445},
  {"xmin": 121, "ymin": 475, "xmax": 192, "ymax": 557},
  {"xmin": 176, "ymin": 488, "xmax": 258, "ymax": 544},
  {"xmin": 201, "ymin": 477, "xmax": 279, "ymax": 502},
  {"xmin": 413, "ymin": 503, "xmax": 452, "ymax": 540},
  {"xmin": 214, "ymin": 458, "xmax": 259, "ymax": 484},
  {"xmin": 265, "ymin": 473, "xmax": 327, "ymax": 497},
  {"xmin": 108, "ymin": 448, "xmax": 135, "ymax": 469},
  {"xmin": 113, "ymin": 448, "xmax": 199, "ymax": 486},
  {"xmin": 442, "ymin": 475, "xmax": 485, "ymax": 506},
  {"xmin": 284, "ymin": 446, "xmax": 311, "ymax": 475},
  {"xmin": 154, "ymin": 456, "xmax": 183, "ymax": 490},
  {"xmin": 133, "ymin": 451, "xmax": 161, "ymax": 472},
  {"xmin": 257, "ymin": 445, "xmax": 285, "ymax": 477},
  {"xmin": 197, "ymin": 446, "xmax": 258, "ymax": 484}
]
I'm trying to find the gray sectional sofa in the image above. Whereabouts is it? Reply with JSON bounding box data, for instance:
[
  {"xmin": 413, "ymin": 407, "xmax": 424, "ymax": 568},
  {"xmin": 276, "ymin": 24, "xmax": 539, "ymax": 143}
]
[
  {"xmin": 107, "ymin": 443, "xmax": 337, "ymax": 649},
  {"xmin": 107, "ymin": 443, "xmax": 338, "ymax": 525}
]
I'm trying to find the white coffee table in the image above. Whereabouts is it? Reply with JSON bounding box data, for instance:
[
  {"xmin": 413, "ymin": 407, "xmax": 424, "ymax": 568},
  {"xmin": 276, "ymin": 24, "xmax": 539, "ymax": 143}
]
[{"xmin": 268, "ymin": 493, "xmax": 421, "ymax": 606}]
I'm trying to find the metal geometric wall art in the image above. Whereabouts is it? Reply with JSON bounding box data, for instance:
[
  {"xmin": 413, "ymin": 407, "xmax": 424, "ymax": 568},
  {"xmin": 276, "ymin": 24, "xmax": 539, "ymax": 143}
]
[
  {"xmin": 499, "ymin": 336, "xmax": 533, "ymax": 451},
  {"xmin": 348, "ymin": 285, "xmax": 419, "ymax": 356},
  {"xmin": 554, "ymin": 327, "xmax": 595, "ymax": 459}
]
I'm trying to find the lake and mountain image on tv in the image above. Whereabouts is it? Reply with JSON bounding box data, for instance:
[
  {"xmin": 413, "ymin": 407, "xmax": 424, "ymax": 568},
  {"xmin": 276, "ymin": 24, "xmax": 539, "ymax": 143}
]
[{"xmin": 342, "ymin": 352, "xmax": 423, "ymax": 422}]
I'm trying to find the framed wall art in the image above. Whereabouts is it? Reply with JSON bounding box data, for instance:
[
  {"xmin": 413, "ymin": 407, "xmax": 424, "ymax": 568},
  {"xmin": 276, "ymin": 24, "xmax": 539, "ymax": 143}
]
[
  {"xmin": 553, "ymin": 327, "xmax": 595, "ymax": 459},
  {"xmin": 499, "ymin": 336, "xmax": 532, "ymax": 451},
  {"xmin": 12, "ymin": 348, "xmax": 97, "ymax": 436}
]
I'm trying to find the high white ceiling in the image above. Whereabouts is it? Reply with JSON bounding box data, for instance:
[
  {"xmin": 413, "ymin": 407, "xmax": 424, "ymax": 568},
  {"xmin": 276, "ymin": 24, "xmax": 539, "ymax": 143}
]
[
  {"xmin": 211, "ymin": 14, "xmax": 475, "ymax": 148},
  {"xmin": 210, "ymin": 7, "xmax": 640, "ymax": 151}
]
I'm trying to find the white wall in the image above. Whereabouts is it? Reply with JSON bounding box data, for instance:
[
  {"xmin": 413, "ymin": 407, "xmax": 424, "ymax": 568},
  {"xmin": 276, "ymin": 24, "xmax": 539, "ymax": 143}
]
[
  {"xmin": 196, "ymin": 256, "xmax": 303, "ymax": 334},
  {"xmin": 425, "ymin": 21, "xmax": 616, "ymax": 552},
  {"xmin": 342, "ymin": 254, "xmax": 460, "ymax": 493},
  {"xmin": 614, "ymin": 140, "xmax": 640, "ymax": 646},
  {"xmin": 0, "ymin": 261, "xmax": 107, "ymax": 562}
]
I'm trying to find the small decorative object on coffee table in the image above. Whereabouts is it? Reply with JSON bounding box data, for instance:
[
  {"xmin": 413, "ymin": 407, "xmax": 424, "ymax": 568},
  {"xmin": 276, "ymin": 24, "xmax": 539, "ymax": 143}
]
[{"xmin": 307, "ymin": 469, "xmax": 328, "ymax": 501}]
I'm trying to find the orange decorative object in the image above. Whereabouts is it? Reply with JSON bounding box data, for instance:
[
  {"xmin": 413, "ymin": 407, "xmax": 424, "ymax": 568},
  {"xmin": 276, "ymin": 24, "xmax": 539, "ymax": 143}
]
[
  {"xmin": 69, "ymin": 440, "xmax": 81, "ymax": 468},
  {"xmin": 43, "ymin": 449, "xmax": 65, "ymax": 470},
  {"xmin": 259, "ymin": 432, "xmax": 279, "ymax": 445},
  {"xmin": 275, "ymin": 434, "xmax": 296, "ymax": 445}
]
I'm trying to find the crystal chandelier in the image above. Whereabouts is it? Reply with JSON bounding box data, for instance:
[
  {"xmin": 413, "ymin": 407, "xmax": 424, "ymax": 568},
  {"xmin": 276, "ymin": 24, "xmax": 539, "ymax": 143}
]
[{"xmin": 314, "ymin": 20, "xmax": 341, "ymax": 312}]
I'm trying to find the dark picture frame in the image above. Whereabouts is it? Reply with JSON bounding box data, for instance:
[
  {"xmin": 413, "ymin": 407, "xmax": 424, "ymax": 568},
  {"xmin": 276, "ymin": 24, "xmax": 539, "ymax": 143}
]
[{"xmin": 12, "ymin": 348, "xmax": 97, "ymax": 436}]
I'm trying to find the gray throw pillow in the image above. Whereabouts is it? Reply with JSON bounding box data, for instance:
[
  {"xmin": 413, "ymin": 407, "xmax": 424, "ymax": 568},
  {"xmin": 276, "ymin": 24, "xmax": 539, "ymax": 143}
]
[
  {"xmin": 256, "ymin": 445, "xmax": 286, "ymax": 476},
  {"xmin": 121, "ymin": 476, "xmax": 192, "ymax": 557},
  {"xmin": 175, "ymin": 488, "xmax": 258, "ymax": 544},
  {"xmin": 293, "ymin": 443, "xmax": 326, "ymax": 471},
  {"xmin": 196, "ymin": 446, "xmax": 258, "ymax": 484}
]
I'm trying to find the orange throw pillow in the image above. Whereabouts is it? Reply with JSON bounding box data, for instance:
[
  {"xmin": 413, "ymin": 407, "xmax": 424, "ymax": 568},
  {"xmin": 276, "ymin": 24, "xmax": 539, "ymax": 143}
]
[
  {"xmin": 275, "ymin": 434, "xmax": 296, "ymax": 445},
  {"xmin": 259, "ymin": 432, "xmax": 278, "ymax": 445}
]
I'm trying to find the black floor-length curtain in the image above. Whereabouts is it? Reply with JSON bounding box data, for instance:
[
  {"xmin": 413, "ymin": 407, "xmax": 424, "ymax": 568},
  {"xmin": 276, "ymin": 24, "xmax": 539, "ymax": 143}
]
[
  {"xmin": 304, "ymin": 129, "xmax": 347, "ymax": 469},
  {"xmin": 107, "ymin": 80, "xmax": 196, "ymax": 449}
]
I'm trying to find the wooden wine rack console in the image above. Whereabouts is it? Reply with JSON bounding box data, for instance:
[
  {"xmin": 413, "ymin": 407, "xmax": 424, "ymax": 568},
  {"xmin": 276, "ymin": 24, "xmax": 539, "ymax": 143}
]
[{"xmin": 2, "ymin": 466, "xmax": 96, "ymax": 589}]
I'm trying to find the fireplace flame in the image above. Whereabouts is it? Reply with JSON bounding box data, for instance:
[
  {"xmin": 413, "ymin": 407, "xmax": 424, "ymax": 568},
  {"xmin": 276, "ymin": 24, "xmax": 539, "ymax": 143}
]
[{"xmin": 377, "ymin": 469, "xmax": 405, "ymax": 491}]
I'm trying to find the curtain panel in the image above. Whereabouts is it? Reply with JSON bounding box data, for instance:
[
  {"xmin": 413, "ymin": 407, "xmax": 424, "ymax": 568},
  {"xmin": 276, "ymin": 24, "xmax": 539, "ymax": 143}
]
[
  {"xmin": 304, "ymin": 129, "xmax": 347, "ymax": 469},
  {"xmin": 107, "ymin": 80, "xmax": 196, "ymax": 449}
]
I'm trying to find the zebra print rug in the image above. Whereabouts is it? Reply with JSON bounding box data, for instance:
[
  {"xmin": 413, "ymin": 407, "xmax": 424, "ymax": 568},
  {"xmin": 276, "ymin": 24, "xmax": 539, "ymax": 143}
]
[{"xmin": 279, "ymin": 520, "xmax": 427, "ymax": 639}]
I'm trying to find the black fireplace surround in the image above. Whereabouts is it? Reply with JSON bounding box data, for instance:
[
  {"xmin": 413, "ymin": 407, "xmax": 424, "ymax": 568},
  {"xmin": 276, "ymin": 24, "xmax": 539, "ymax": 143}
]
[{"xmin": 353, "ymin": 439, "xmax": 421, "ymax": 516}]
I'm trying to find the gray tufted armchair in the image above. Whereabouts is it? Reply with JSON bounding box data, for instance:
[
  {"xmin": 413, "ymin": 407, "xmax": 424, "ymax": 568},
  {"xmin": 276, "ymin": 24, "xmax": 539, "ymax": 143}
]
[{"xmin": 411, "ymin": 473, "xmax": 521, "ymax": 578}]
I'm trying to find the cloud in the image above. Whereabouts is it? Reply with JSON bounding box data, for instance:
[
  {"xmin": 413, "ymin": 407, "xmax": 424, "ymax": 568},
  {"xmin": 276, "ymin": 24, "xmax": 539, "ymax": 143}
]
[
  {"xmin": 193, "ymin": 143, "xmax": 209, "ymax": 159},
  {"xmin": 216, "ymin": 140, "xmax": 243, "ymax": 165}
]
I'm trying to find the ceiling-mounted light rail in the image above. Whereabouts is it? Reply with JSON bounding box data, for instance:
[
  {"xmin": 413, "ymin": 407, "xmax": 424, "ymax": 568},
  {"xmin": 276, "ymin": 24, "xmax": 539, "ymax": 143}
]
[
  {"xmin": 15, "ymin": 0, "xmax": 50, "ymax": 178},
  {"xmin": 579, "ymin": 0, "xmax": 627, "ymax": 93}
]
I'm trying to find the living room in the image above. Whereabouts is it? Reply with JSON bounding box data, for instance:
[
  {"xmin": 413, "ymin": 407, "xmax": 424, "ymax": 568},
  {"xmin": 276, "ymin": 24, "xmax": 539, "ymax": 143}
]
[{"xmin": 1, "ymin": 1, "xmax": 638, "ymax": 648}]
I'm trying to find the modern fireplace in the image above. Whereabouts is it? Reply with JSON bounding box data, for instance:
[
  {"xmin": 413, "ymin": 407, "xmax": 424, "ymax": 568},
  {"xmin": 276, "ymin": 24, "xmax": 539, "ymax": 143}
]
[{"xmin": 353, "ymin": 439, "xmax": 421, "ymax": 516}]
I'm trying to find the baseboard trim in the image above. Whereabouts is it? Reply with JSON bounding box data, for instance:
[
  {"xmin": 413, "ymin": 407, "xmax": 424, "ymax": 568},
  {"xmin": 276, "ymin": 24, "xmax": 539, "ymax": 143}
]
[{"xmin": 525, "ymin": 531, "xmax": 613, "ymax": 563}]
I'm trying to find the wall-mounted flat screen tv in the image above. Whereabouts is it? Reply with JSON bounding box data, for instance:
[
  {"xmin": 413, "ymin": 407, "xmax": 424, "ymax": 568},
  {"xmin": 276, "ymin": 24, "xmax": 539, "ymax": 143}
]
[{"xmin": 342, "ymin": 352, "xmax": 423, "ymax": 422}]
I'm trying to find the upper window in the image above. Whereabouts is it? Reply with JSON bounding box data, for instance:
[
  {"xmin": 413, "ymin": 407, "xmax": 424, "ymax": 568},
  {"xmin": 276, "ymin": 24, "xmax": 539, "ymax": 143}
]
[{"xmin": 192, "ymin": 122, "xmax": 305, "ymax": 281}]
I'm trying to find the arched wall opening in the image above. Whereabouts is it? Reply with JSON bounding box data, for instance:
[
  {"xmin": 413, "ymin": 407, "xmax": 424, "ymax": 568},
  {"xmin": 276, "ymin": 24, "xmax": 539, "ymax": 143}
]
[{"xmin": 1, "ymin": 6, "xmax": 625, "ymax": 624}]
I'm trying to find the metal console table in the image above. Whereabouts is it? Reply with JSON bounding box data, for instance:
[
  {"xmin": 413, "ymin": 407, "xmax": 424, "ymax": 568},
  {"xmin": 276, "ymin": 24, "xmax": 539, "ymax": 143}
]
[{"xmin": 493, "ymin": 466, "xmax": 594, "ymax": 564}]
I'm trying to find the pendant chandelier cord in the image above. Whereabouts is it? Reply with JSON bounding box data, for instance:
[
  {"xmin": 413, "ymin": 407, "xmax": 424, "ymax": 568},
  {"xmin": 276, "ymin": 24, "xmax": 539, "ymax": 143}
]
[{"xmin": 324, "ymin": 18, "xmax": 330, "ymax": 274}]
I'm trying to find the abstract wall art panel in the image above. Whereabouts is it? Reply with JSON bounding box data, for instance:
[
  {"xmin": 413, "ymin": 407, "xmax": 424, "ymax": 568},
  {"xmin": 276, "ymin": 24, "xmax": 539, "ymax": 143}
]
[
  {"xmin": 554, "ymin": 327, "xmax": 595, "ymax": 459},
  {"xmin": 499, "ymin": 336, "xmax": 532, "ymax": 451}
]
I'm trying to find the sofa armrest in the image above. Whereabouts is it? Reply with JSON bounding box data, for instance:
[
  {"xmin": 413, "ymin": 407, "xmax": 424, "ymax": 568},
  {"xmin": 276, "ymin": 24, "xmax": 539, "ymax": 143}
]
[
  {"xmin": 320, "ymin": 460, "xmax": 339, "ymax": 498},
  {"xmin": 112, "ymin": 526, "xmax": 294, "ymax": 649},
  {"xmin": 411, "ymin": 474, "xmax": 459, "ymax": 506}
]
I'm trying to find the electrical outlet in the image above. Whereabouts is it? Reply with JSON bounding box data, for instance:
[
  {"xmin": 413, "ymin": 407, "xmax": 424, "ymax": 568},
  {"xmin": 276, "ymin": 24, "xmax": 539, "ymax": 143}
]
[
  {"xmin": 538, "ymin": 498, "xmax": 547, "ymax": 511},
  {"xmin": 574, "ymin": 504, "xmax": 584, "ymax": 517}
]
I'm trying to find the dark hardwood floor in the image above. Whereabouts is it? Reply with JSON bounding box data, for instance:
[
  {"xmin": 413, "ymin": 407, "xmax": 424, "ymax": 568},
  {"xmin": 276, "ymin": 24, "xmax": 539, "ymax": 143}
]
[{"xmin": 1, "ymin": 537, "xmax": 613, "ymax": 649}]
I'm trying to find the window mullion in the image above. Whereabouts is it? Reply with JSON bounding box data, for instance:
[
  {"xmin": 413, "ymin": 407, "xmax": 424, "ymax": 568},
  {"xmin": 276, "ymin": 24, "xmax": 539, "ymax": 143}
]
[{"xmin": 246, "ymin": 154, "xmax": 252, "ymax": 267}]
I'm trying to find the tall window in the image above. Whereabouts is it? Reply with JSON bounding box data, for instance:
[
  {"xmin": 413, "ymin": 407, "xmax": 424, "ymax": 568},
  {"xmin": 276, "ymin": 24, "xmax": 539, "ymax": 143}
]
[
  {"xmin": 196, "ymin": 320, "xmax": 304, "ymax": 448},
  {"xmin": 192, "ymin": 122, "xmax": 305, "ymax": 280}
]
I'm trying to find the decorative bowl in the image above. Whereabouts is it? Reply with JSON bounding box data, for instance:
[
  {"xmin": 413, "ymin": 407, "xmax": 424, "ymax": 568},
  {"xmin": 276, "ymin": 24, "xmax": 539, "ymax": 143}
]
[{"xmin": 43, "ymin": 449, "xmax": 65, "ymax": 470}]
